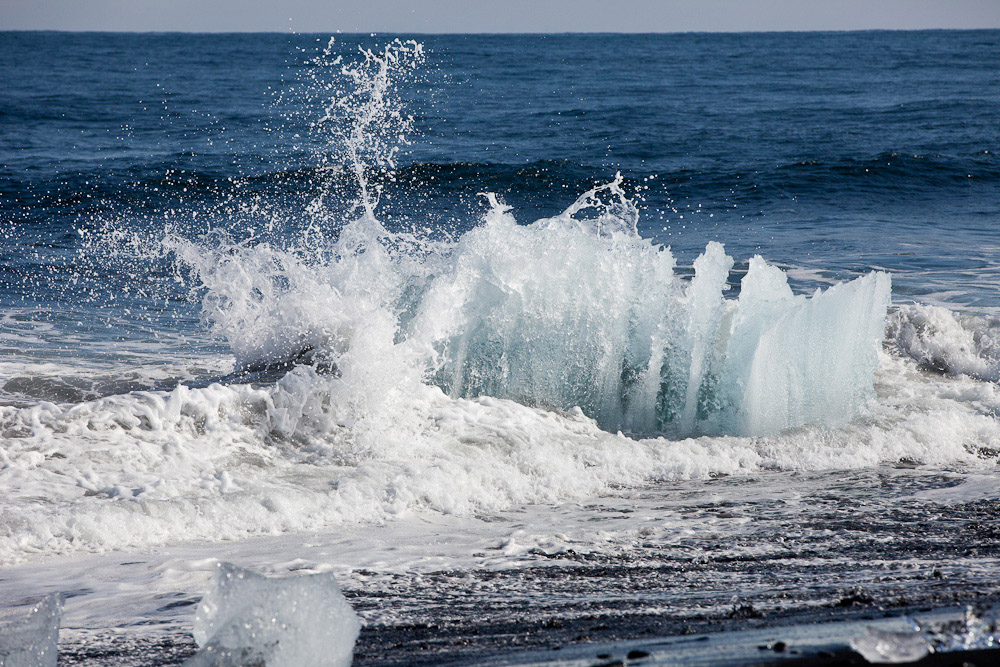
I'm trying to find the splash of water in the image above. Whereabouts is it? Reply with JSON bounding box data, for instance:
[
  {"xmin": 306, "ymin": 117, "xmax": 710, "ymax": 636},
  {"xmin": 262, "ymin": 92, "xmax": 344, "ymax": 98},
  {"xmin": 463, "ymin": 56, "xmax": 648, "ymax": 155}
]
[
  {"xmin": 171, "ymin": 191, "xmax": 890, "ymax": 438},
  {"xmin": 307, "ymin": 37, "xmax": 425, "ymax": 222}
]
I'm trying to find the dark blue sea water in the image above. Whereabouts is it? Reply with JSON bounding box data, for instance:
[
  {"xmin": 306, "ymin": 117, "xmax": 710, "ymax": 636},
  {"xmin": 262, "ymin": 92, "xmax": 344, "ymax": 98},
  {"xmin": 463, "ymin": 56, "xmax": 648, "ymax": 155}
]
[
  {"xmin": 3, "ymin": 31, "xmax": 999, "ymax": 326},
  {"xmin": 2, "ymin": 31, "xmax": 1000, "ymax": 666}
]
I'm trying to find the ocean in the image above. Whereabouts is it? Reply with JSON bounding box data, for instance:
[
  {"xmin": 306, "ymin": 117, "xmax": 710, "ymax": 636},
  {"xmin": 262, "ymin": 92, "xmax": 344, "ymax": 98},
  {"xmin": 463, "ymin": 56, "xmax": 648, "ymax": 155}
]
[{"xmin": 1, "ymin": 30, "xmax": 999, "ymax": 665}]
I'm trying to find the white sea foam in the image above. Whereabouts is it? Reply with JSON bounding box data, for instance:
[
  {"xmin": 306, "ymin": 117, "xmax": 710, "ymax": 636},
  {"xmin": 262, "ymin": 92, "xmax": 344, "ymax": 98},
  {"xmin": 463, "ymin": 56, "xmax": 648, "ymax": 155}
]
[
  {"xmin": 909, "ymin": 474, "xmax": 1000, "ymax": 504},
  {"xmin": 0, "ymin": 339, "xmax": 997, "ymax": 565},
  {"xmin": 888, "ymin": 303, "xmax": 1000, "ymax": 381}
]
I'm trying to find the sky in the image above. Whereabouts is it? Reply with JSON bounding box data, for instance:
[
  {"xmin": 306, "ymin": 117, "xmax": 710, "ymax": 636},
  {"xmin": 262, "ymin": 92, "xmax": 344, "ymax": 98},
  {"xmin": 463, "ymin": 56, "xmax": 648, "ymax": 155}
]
[{"xmin": 2, "ymin": 0, "xmax": 999, "ymax": 33}]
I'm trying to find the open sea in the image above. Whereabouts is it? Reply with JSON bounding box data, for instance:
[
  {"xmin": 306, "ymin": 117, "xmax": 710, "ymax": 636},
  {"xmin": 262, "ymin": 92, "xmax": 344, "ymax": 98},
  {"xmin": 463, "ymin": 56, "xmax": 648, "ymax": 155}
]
[{"xmin": 1, "ymin": 30, "xmax": 1000, "ymax": 665}]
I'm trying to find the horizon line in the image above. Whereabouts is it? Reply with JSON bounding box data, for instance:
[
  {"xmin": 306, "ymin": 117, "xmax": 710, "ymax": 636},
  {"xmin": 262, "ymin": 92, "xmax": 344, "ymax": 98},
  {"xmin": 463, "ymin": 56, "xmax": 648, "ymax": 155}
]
[{"xmin": 3, "ymin": 27, "xmax": 999, "ymax": 36}]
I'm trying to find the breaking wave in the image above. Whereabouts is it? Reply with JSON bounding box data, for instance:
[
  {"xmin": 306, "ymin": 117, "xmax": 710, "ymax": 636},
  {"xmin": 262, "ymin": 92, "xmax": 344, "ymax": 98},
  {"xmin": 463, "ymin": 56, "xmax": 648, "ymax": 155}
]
[
  {"xmin": 170, "ymin": 174, "xmax": 891, "ymax": 438},
  {"xmin": 889, "ymin": 304, "xmax": 1000, "ymax": 381}
]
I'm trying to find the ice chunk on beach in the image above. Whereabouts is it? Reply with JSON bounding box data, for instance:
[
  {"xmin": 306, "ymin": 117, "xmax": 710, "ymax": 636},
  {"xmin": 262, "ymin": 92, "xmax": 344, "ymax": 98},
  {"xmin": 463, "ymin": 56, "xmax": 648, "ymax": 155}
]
[
  {"xmin": 926, "ymin": 604, "xmax": 1000, "ymax": 652},
  {"xmin": 850, "ymin": 626, "xmax": 931, "ymax": 664},
  {"xmin": 184, "ymin": 563, "xmax": 360, "ymax": 667},
  {"xmin": 418, "ymin": 207, "xmax": 892, "ymax": 437},
  {"xmin": 0, "ymin": 594, "xmax": 62, "ymax": 667},
  {"xmin": 851, "ymin": 605, "xmax": 1000, "ymax": 664}
]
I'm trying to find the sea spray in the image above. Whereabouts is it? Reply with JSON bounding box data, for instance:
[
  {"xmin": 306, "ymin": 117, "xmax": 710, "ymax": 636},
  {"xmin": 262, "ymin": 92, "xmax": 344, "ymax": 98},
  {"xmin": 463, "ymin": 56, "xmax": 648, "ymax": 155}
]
[
  {"xmin": 305, "ymin": 37, "xmax": 425, "ymax": 223},
  {"xmin": 164, "ymin": 38, "xmax": 892, "ymax": 438},
  {"xmin": 169, "ymin": 175, "xmax": 891, "ymax": 438},
  {"xmin": 888, "ymin": 304, "xmax": 1000, "ymax": 381}
]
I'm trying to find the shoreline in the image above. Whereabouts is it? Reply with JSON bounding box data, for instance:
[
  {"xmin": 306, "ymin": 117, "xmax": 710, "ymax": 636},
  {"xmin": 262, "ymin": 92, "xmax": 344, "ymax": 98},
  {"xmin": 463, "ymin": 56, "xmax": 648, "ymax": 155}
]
[
  {"xmin": 8, "ymin": 467, "xmax": 995, "ymax": 666},
  {"xmin": 53, "ymin": 599, "xmax": 1000, "ymax": 666}
]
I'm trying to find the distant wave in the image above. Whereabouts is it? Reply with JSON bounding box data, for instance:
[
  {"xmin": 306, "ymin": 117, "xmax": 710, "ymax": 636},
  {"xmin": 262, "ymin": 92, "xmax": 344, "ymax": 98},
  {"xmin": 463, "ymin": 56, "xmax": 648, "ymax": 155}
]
[{"xmin": 4, "ymin": 151, "xmax": 996, "ymax": 222}]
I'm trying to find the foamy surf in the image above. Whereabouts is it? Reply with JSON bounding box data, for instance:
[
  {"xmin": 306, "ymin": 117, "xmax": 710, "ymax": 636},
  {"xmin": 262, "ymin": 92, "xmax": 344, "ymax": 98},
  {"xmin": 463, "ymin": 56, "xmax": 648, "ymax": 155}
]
[{"xmin": 2, "ymin": 326, "xmax": 997, "ymax": 565}]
